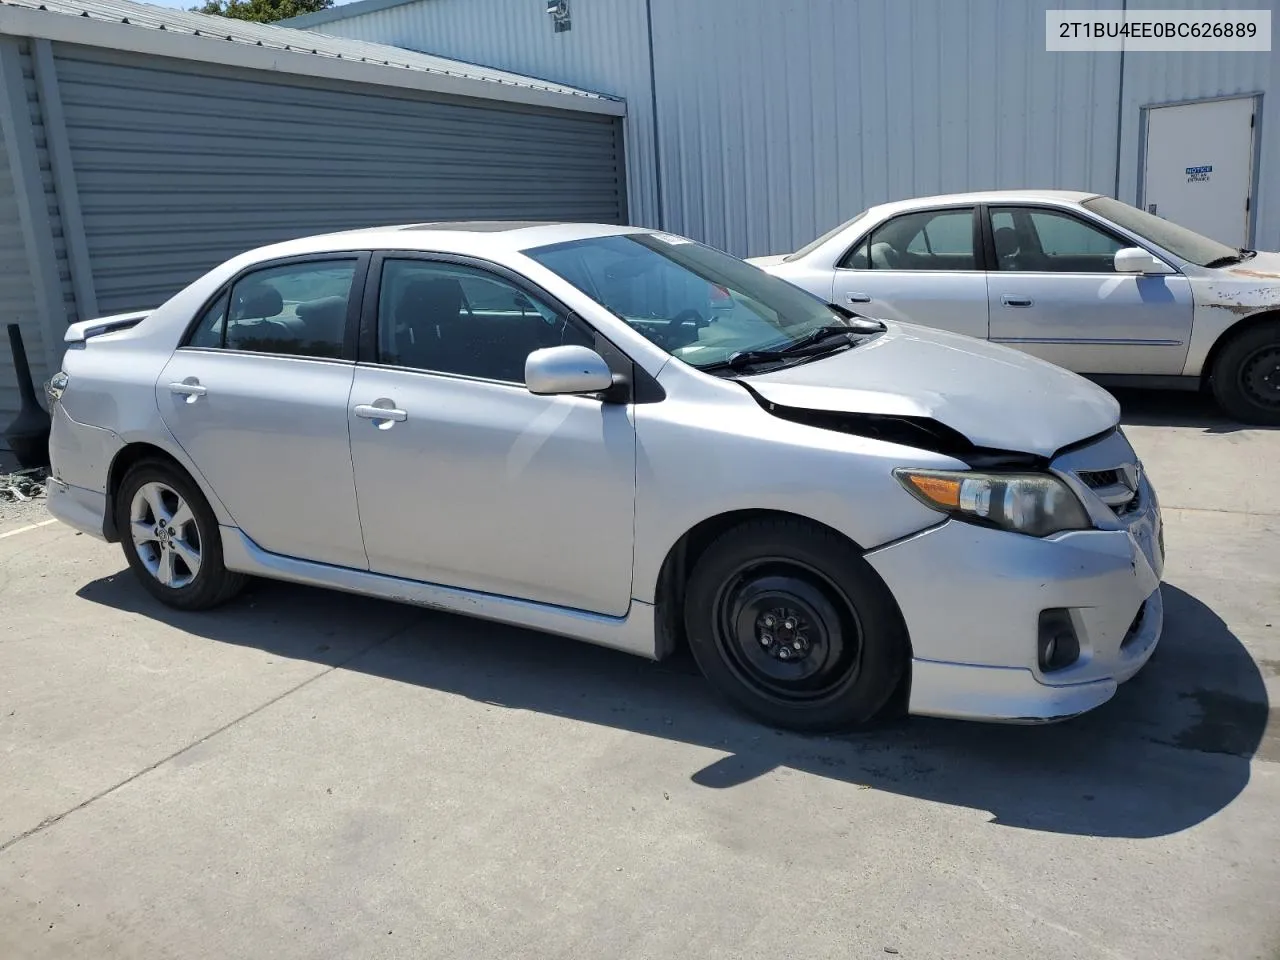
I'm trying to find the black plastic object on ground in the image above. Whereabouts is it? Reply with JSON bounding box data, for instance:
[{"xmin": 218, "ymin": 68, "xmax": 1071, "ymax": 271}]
[{"xmin": 3, "ymin": 323, "xmax": 52, "ymax": 469}]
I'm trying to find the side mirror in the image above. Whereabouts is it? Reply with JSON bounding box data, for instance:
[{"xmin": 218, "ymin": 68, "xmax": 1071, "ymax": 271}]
[
  {"xmin": 525, "ymin": 345, "xmax": 614, "ymax": 396},
  {"xmin": 1114, "ymin": 247, "xmax": 1174, "ymax": 275}
]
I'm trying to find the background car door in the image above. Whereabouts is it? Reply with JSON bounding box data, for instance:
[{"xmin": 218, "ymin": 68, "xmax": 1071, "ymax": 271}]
[
  {"xmin": 831, "ymin": 206, "xmax": 989, "ymax": 340},
  {"xmin": 985, "ymin": 205, "xmax": 1194, "ymax": 375},
  {"xmin": 346, "ymin": 256, "xmax": 637, "ymax": 616},
  {"xmin": 156, "ymin": 255, "xmax": 370, "ymax": 570}
]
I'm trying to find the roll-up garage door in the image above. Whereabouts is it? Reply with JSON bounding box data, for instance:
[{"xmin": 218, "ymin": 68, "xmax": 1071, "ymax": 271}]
[{"xmin": 53, "ymin": 43, "xmax": 626, "ymax": 314}]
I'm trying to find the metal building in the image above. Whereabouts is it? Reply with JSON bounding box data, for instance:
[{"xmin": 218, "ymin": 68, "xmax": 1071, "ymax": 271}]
[
  {"xmin": 288, "ymin": 0, "xmax": 1277, "ymax": 260},
  {"xmin": 0, "ymin": 0, "xmax": 625, "ymax": 426}
]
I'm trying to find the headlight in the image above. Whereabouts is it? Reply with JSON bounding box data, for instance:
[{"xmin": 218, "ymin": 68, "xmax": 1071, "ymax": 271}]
[{"xmin": 894, "ymin": 468, "xmax": 1092, "ymax": 537}]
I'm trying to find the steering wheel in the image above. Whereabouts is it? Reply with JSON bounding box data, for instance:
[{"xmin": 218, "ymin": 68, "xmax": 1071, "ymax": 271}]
[
  {"xmin": 670, "ymin": 308, "xmax": 708, "ymax": 329},
  {"xmin": 660, "ymin": 308, "xmax": 708, "ymax": 349}
]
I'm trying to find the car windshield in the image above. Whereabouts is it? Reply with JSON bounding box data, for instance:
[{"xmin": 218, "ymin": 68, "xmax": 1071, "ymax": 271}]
[
  {"xmin": 1081, "ymin": 195, "xmax": 1241, "ymax": 266},
  {"xmin": 524, "ymin": 232, "xmax": 848, "ymax": 370},
  {"xmin": 785, "ymin": 210, "xmax": 867, "ymax": 261}
]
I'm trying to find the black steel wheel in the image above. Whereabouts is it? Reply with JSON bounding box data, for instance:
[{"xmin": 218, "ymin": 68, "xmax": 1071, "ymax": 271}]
[
  {"xmin": 1211, "ymin": 320, "xmax": 1280, "ymax": 426},
  {"xmin": 684, "ymin": 518, "xmax": 908, "ymax": 731}
]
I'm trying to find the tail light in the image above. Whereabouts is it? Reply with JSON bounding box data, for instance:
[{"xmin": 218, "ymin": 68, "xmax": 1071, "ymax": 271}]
[{"xmin": 45, "ymin": 371, "xmax": 68, "ymax": 406}]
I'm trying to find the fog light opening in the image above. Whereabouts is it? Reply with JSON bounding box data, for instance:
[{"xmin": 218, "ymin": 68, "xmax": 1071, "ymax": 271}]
[{"xmin": 1038, "ymin": 609, "xmax": 1081, "ymax": 673}]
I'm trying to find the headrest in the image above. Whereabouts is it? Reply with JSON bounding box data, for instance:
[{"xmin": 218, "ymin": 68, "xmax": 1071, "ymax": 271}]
[
  {"xmin": 869, "ymin": 241, "xmax": 899, "ymax": 270},
  {"xmin": 295, "ymin": 295, "xmax": 347, "ymax": 321},
  {"xmin": 993, "ymin": 226, "xmax": 1020, "ymax": 258},
  {"xmin": 396, "ymin": 278, "xmax": 464, "ymax": 324},
  {"xmin": 233, "ymin": 283, "xmax": 284, "ymax": 320}
]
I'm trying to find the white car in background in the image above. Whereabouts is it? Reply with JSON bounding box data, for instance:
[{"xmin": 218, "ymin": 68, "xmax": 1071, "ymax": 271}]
[{"xmin": 751, "ymin": 190, "xmax": 1280, "ymax": 424}]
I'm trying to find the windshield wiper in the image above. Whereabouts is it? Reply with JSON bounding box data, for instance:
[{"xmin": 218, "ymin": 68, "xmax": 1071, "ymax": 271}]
[{"xmin": 705, "ymin": 320, "xmax": 886, "ymax": 372}]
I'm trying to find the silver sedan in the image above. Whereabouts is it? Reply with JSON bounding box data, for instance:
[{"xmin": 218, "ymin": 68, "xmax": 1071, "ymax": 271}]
[
  {"xmin": 751, "ymin": 190, "xmax": 1280, "ymax": 424},
  {"xmin": 47, "ymin": 222, "xmax": 1163, "ymax": 730}
]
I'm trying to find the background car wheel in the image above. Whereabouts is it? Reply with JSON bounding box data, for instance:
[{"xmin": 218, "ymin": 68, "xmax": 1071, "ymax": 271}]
[
  {"xmin": 116, "ymin": 460, "xmax": 246, "ymax": 610},
  {"xmin": 1211, "ymin": 320, "xmax": 1280, "ymax": 425},
  {"xmin": 683, "ymin": 518, "xmax": 908, "ymax": 731}
]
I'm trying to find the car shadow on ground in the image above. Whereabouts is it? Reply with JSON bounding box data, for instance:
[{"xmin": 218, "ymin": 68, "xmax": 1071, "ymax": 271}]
[
  {"xmin": 1111, "ymin": 387, "xmax": 1276, "ymax": 433},
  {"xmin": 79, "ymin": 574, "xmax": 1273, "ymax": 840}
]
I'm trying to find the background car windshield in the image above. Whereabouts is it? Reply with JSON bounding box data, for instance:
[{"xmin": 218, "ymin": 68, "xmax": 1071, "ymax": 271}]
[
  {"xmin": 525, "ymin": 233, "xmax": 844, "ymax": 368},
  {"xmin": 1081, "ymin": 195, "xmax": 1239, "ymax": 266}
]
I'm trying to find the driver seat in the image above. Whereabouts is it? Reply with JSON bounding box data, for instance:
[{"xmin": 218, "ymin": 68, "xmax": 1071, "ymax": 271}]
[{"xmin": 392, "ymin": 278, "xmax": 473, "ymax": 372}]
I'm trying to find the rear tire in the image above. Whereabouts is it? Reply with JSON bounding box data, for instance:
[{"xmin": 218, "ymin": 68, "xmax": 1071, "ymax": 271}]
[
  {"xmin": 115, "ymin": 460, "xmax": 246, "ymax": 611},
  {"xmin": 683, "ymin": 518, "xmax": 908, "ymax": 731},
  {"xmin": 1210, "ymin": 320, "xmax": 1280, "ymax": 425}
]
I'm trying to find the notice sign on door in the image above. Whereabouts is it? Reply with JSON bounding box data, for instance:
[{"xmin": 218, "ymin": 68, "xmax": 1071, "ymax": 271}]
[{"xmin": 1186, "ymin": 164, "xmax": 1213, "ymax": 183}]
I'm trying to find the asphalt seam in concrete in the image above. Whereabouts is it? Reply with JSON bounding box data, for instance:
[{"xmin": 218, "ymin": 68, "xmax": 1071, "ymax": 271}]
[{"xmin": 0, "ymin": 615, "xmax": 424, "ymax": 856}]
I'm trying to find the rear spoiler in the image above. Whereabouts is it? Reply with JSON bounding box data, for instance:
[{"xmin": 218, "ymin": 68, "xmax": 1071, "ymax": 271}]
[{"xmin": 64, "ymin": 310, "xmax": 151, "ymax": 344}]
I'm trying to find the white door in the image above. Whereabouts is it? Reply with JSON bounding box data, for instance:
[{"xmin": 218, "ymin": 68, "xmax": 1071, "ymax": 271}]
[
  {"xmin": 1143, "ymin": 97, "xmax": 1256, "ymax": 247},
  {"xmin": 831, "ymin": 206, "xmax": 989, "ymax": 340},
  {"xmin": 347, "ymin": 255, "xmax": 637, "ymax": 616},
  {"xmin": 158, "ymin": 256, "xmax": 369, "ymax": 570}
]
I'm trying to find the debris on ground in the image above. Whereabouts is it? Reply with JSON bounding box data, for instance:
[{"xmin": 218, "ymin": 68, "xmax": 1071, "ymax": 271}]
[{"xmin": 0, "ymin": 467, "xmax": 48, "ymax": 502}]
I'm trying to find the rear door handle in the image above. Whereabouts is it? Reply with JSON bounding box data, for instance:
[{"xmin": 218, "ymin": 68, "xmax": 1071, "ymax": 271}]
[
  {"xmin": 1001, "ymin": 295, "xmax": 1034, "ymax": 307},
  {"xmin": 168, "ymin": 380, "xmax": 206, "ymax": 398},
  {"xmin": 846, "ymin": 292, "xmax": 872, "ymax": 303},
  {"xmin": 354, "ymin": 402, "xmax": 408, "ymax": 423}
]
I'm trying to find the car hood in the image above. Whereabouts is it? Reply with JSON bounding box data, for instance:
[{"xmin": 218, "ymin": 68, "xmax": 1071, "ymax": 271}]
[
  {"xmin": 1193, "ymin": 251, "xmax": 1280, "ymax": 312},
  {"xmin": 1221, "ymin": 250, "xmax": 1280, "ymax": 280},
  {"xmin": 743, "ymin": 321, "xmax": 1120, "ymax": 457}
]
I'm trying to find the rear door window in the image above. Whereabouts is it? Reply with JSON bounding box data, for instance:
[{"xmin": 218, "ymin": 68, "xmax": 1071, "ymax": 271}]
[
  {"xmin": 840, "ymin": 208, "xmax": 977, "ymax": 271},
  {"xmin": 186, "ymin": 260, "xmax": 357, "ymax": 358}
]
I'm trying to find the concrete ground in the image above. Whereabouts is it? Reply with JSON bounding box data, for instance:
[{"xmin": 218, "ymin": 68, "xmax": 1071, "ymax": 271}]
[{"xmin": 1, "ymin": 391, "xmax": 1277, "ymax": 960}]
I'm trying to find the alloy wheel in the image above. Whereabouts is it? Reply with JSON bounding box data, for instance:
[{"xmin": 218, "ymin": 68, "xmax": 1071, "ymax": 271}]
[{"xmin": 129, "ymin": 481, "xmax": 202, "ymax": 588}]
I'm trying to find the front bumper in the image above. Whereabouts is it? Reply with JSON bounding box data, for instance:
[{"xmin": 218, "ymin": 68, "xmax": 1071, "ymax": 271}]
[{"xmin": 865, "ymin": 472, "xmax": 1163, "ymax": 723}]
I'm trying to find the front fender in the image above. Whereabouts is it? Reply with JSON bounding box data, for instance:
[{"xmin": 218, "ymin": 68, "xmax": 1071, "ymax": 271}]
[
  {"xmin": 1184, "ymin": 281, "xmax": 1280, "ymax": 376},
  {"xmin": 630, "ymin": 366, "xmax": 959, "ymax": 605}
]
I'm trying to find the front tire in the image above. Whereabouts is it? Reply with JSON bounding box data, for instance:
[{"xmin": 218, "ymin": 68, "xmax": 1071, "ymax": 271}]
[
  {"xmin": 116, "ymin": 460, "xmax": 246, "ymax": 610},
  {"xmin": 1210, "ymin": 320, "xmax": 1280, "ymax": 425},
  {"xmin": 683, "ymin": 518, "xmax": 908, "ymax": 731}
]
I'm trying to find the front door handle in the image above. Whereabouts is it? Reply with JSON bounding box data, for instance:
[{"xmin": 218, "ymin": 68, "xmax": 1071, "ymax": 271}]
[
  {"xmin": 354, "ymin": 402, "xmax": 408, "ymax": 423},
  {"xmin": 1001, "ymin": 295, "xmax": 1034, "ymax": 307},
  {"xmin": 846, "ymin": 292, "xmax": 872, "ymax": 303}
]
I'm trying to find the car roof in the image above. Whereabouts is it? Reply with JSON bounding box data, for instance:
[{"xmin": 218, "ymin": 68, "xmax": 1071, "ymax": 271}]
[
  {"xmin": 868, "ymin": 189, "xmax": 1101, "ymax": 218},
  {"xmin": 240, "ymin": 221, "xmax": 650, "ymax": 263}
]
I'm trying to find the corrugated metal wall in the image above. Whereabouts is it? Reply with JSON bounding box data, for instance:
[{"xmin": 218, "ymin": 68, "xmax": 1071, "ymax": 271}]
[
  {"xmin": 301, "ymin": 0, "xmax": 1277, "ymax": 259},
  {"xmin": 27, "ymin": 45, "xmax": 76, "ymax": 332},
  {"xmin": 0, "ymin": 71, "xmax": 35, "ymax": 423},
  {"xmin": 649, "ymin": 0, "xmax": 1120, "ymax": 256},
  {"xmin": 54, "ymin": 43, "xmax": 626, "ymax": 314},
  {"xmin": 0, "ymin": 39, "xmax": 60, "ymax": 425},
  {"xmin": 293, "ymin": 0, "xmax": 659, "ymax": 229},
  {"xmin": 1122, "ymin": 0, "xmax": 1277, "ymax": 251}
]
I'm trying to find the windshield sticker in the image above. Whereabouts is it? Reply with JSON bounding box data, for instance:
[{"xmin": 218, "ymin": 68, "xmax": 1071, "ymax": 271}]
[{"xmin": 650, "ymin": 232, "xmax": 693, "ymax": 244}]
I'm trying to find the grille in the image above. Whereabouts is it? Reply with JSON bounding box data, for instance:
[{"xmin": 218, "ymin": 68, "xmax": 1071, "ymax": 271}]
[
  {"xmin": 1077, "ymin": 466, "xmax": 1139, "ymax": 516},
  {"xmin": 1079, "ymin": 468, "xmax": 1120, "ymax": 489}
]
